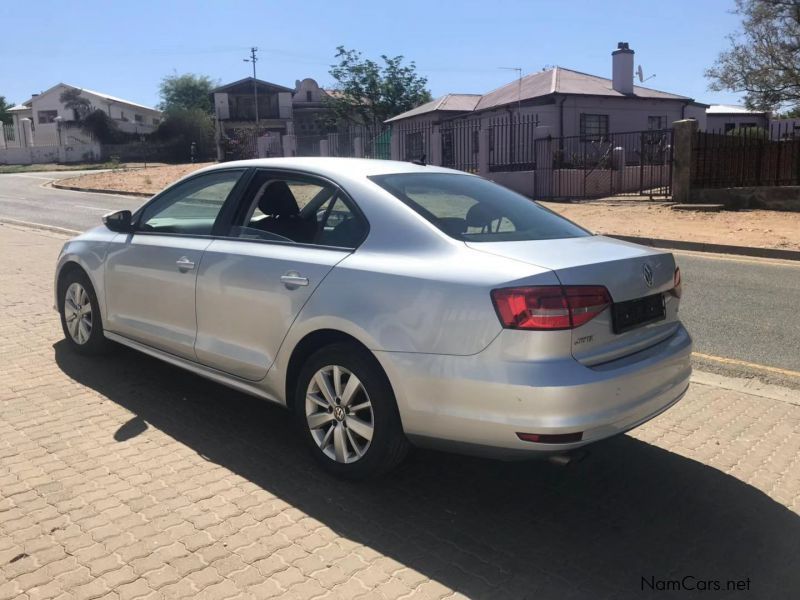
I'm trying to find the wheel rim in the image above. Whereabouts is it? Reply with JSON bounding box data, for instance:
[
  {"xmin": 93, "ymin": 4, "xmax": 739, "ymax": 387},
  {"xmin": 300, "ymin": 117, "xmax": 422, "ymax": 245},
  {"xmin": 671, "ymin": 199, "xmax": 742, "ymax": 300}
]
[
  {"xmin": 305, "ymin": 365, "xmax": 374, "ymax": 464},
  {"xmin": 64, "ymin": 282, "xmax": 92, "ymax": 345}
]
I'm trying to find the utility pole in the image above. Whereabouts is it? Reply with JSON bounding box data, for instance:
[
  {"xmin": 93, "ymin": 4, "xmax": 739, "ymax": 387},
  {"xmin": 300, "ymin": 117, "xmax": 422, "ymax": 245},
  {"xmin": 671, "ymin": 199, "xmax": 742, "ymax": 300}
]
[{"xmin": 243, "ymin": 47, "xmax": 259, "ymax": 124}]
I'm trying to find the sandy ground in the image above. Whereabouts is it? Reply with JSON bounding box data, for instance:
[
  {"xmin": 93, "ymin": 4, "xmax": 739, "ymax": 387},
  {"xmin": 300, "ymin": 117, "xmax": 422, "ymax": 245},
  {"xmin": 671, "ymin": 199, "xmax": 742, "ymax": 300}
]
[
  {"xmin": 63, "ymin": 164, "xmax": 800, "ymax": 251},
  {"xmin": 543, "ymin": 201, "xmax": 800, "ymax": 251},
  {"xmin": 63, "ymin": 163, "xmax": 214, "ymax": 195}
]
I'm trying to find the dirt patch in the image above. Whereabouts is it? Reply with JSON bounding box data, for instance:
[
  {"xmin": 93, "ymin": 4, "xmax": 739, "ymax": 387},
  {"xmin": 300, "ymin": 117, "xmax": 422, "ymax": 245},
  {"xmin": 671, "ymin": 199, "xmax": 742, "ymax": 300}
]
[
  {"xmin": 542, "ymin": 201, "xmax": 800, "ymax": 251},
  {"xmin": 62, "ymin": 163, "xmax": 214, "ymax": 196}
]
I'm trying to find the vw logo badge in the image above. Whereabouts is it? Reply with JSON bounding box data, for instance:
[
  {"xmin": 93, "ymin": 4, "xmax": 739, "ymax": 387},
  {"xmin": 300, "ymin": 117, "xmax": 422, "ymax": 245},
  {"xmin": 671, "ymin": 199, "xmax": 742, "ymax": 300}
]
[{"xmin": 643, "ymin": 263, "xmax": 655, "ymax": 288}]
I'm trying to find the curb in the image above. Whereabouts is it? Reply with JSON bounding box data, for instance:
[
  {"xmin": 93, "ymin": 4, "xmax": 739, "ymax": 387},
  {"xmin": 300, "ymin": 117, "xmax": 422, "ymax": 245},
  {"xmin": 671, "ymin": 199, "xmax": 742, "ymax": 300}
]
[
  {"xmin": 51, "ymin": 182, "xmax": 151, "ymax": 198},
  {"xmin": 609, "ymin": 235, "xmax": 800, "ymax": 262},
  {"xmin": 0, "ymin": 218, "xmax": 79, "ymax": 236}
]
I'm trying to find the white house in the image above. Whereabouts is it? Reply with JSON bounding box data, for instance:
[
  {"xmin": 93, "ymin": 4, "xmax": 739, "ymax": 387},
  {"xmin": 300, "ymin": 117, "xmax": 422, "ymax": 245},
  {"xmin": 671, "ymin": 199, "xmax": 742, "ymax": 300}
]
[
  {"xmin": 387, "ymin": 43, "xmax": 699, "ymax": 139},
  {"xmin": 705, "ymin": 104, "xmax": 770, "ymax": 132},
  {"xmin": 6, "ymin": 83, "xmax": 162, "ymax": 147}
]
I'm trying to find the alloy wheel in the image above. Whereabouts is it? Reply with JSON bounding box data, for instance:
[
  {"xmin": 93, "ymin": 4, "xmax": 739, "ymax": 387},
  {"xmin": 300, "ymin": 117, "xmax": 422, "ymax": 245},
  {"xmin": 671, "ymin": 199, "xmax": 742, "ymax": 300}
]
[
  {"xmin": 64, "ymin": 282, "xmax": 92, "ymax": 345},
  {"xmin": 305, "ymin": 365, "xmax": 374, "ymax": 464}
]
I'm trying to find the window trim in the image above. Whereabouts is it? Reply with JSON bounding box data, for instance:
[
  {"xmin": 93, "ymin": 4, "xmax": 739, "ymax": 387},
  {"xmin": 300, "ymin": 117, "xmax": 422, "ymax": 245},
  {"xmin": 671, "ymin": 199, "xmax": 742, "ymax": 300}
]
[
  {"xmin": 131, "ymin": 167, "xmax": 251, "ymax": 239},
  {"xmin": 579, "ymin": 113, "xmax": 609, "ymax": 142},
  {"xmin": 215, "ymin": 167, "xmax": 370, "ymax": 251}
]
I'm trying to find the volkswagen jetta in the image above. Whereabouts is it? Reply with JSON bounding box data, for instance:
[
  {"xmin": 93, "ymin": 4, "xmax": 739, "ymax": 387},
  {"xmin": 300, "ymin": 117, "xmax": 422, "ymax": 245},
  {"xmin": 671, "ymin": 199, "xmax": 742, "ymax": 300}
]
[{"xmin": 55, "ymin": 158, "xmax": 691, "ymax": 478}]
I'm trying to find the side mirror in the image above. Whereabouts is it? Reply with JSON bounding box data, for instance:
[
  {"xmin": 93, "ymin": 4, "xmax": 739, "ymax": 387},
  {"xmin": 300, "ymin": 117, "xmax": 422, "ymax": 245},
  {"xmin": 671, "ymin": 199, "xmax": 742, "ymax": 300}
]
[{"xmin": 103, "ymin": 210, "xmax": 133, "ymax": 233}]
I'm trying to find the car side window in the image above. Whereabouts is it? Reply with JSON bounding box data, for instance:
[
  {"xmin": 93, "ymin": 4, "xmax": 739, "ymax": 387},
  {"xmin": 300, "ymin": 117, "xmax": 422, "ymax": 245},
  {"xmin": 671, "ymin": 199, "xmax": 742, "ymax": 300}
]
[
  {"xmin": 229, "ymin": 171, "xmax": 367, "ymax": 248},
  {"xmin": 138, "ymin": 170, "xmax": 243, "ymax": 236}
]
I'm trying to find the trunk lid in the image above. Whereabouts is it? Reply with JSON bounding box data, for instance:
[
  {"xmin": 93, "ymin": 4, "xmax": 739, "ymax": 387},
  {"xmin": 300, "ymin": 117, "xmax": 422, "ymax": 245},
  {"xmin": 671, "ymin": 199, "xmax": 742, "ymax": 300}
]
[{"xmin": 467, "ymin": 235, "xmax": 680, "ymax": 365}]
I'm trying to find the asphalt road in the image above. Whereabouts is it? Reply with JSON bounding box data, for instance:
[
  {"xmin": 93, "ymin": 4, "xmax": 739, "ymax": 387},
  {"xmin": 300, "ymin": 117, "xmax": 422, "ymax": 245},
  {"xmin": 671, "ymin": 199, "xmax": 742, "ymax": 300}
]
[
  {"xmin": 0, "ymin": 171, "xmax": 145, "ymax": 231},
  {"xmin": 1, "ymin": 171, "xmax": 798, "ymax": 378}
]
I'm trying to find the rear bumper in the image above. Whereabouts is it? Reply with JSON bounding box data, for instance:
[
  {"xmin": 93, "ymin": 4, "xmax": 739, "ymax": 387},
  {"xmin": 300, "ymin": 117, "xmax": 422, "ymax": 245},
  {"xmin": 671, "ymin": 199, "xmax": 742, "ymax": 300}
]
[{"xmin": 375, "ymin": 323, "xmax": 692, "ymax": 457}]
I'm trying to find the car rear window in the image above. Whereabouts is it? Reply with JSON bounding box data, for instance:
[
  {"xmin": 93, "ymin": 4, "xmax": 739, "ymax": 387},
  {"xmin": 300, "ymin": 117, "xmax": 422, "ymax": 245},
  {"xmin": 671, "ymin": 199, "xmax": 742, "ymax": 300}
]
[{"xmin": 369, "ymin": 172, "xmax": 589, "ymax": 242}]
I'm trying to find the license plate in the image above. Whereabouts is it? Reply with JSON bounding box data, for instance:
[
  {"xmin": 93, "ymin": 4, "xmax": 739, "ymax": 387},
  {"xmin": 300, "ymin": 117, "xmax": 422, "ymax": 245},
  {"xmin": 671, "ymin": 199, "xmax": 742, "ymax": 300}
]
[{"xmin": 612, "ymin": 293, "xmax": 666, "ymax": 334}]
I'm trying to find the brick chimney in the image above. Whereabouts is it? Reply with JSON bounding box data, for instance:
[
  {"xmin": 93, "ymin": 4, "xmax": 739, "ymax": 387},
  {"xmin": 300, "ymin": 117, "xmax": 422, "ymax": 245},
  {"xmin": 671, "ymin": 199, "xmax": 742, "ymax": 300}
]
[{"xmin": 612, "ymin": 42, "xmax": 634, "ymax": 95}]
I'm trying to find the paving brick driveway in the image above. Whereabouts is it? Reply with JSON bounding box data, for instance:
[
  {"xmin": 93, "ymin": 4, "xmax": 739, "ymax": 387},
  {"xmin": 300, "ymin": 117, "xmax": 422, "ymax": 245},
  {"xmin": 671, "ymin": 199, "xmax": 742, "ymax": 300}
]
[{"xmin": 1, "ymin": 223, "xmax": 799, "ymax": 600}]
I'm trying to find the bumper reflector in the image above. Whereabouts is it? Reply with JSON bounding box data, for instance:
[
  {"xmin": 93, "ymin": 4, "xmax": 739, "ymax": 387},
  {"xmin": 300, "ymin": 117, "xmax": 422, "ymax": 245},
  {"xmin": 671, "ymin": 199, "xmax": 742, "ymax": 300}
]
[{"xmin": 516, "ymin": 432, "xmax": 583, "ymax": 444}]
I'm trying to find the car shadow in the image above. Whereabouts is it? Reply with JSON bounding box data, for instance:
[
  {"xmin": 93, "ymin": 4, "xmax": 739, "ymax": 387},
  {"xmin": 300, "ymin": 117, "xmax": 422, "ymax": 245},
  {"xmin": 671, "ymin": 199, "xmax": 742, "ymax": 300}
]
[{"xmin": 54, "ymin": 341, "xmax": 800, "ymax": 599}]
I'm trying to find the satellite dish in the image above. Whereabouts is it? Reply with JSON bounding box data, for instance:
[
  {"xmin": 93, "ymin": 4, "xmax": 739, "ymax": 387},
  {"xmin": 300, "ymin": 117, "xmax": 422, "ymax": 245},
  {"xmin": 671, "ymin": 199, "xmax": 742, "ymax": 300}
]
[{"xmin": 637, "ymin": 65, "xmax": 645, "ymax": 82}]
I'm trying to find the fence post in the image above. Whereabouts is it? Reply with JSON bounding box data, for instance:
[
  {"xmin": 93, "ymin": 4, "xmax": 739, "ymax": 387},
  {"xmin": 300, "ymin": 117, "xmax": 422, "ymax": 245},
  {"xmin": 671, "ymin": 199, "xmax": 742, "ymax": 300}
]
[
  {"xmin": 319, "ymin": 139, "xmax": 330, "ymax": 157},
  {"xmin": 671, "ymin": 119, "xmax": 697, "ymax": 203},
  {"xmin": 0, "ymin": 124, "xmax": 6, "ymax": 149},
  {"xmin": 478, "ymin": 128, "xmax": 490, "ymax": 177},
  {"xmin": 353, "ymin": 136, "xmax": 364, "ymax": 158},
  {"xmin": 533, "ymin": 127, "xmax": 552, "ymax": 199},
  {"xmin": 20, "ymin": 118, "xmax": 33, "ymax": 148},
  {"xmin": 429, "ymin": 126, "xmax": 442, "ymax": 166},
  {"xmin": 282, "ymin": 134, "xmax": 296, "ymax": 157}
]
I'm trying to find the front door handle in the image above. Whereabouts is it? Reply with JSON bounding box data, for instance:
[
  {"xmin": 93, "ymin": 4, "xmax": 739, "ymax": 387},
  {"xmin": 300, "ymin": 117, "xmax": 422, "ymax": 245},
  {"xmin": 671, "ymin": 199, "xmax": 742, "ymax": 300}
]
[
  {"xmin": 176, "ymin": 256, "xmax": 195, "ymax": 271},
  {"xmin": 280, "ymin": 272, "xmax": 309, "ymax": 288}
]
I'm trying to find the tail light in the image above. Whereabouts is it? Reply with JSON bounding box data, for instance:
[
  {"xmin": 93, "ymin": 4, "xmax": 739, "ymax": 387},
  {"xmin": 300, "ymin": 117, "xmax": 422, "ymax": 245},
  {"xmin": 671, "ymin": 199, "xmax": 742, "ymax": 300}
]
[
  {"xmin": 670, "ymin": 267, "xmax": 682, "ymax": 298},
  {"xmin": 491, "ymin": 285, "xmax": 611, "ymax": 330}
]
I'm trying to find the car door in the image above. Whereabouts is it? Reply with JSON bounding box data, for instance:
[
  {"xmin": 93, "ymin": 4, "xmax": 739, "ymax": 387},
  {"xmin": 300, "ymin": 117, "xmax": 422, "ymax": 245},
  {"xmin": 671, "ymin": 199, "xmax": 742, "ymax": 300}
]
[
  {"xmin": 104, "ymin": 168, "xmax": 247, "ymax": 360},
  {"xmin": 194, "ymin": 170, "xmax": 368, "ymax": 381}
]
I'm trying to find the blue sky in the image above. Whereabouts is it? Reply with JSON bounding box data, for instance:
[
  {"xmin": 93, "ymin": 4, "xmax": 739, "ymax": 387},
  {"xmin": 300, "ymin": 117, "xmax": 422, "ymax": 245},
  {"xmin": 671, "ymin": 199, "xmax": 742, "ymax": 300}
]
[{"xmin": 1, "ymin": 0, "xmax": 744, "ymax": 109}]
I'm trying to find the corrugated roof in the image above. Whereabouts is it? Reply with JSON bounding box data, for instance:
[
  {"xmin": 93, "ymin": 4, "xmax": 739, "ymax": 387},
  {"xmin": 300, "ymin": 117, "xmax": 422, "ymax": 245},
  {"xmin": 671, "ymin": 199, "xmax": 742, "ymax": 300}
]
[
  {"xmin": 474, "ymin": 67, "xmax": 690, "ymax": 110},
  {"xmin": 211, "ymin": 77, "xmax": 294, "ymax": 95},
  {"xmin": 707, "ymin": 104, "xmax": 767, "ymax": 115},
  {"xmin": 385, "ymin": 93, "xmax": 481, "ymax": 123},
  {"xmin": 14, "ymin": 83, "xmax": 160, "ymax": 113}
]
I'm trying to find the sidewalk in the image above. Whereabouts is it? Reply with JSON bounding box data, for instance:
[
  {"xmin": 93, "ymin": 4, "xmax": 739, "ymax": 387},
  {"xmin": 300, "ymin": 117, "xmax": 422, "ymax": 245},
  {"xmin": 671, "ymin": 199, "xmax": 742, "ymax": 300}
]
[{"xmin": 2, "ymin": 223, "xmax": 799, "ymax": 599}]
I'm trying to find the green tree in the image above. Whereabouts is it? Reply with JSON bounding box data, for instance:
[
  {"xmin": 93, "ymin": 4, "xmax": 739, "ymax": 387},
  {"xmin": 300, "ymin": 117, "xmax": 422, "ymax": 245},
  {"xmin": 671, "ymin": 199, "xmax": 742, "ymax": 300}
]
[
  {"xmin": 158, "ymin": 73, "xmax": 216, "ymax": 114},
  {"xmin": 0, "ymin": 96, "xmax": 13, "ymax": 125},
  {"xmin": 151, "ymin": 108, "xmax": 215, "ymax": 162},
  {"xmin": 324, "ymin": 47, "xmax": 432, "ymax": 132},
  {"xmin": 59, "ymin": 88, "xmax": 94, "ymax": 121},
  {"xmin": 706, "ymin": 0, "xmax": 800, "ymax": 111}
]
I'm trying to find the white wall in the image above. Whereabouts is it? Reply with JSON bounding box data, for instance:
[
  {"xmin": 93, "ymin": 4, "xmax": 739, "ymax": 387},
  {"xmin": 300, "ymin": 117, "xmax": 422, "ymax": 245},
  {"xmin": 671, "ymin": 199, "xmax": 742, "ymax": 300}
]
[
  {"xmin": 706, "ymin": 113, "xmax": 769, "ymax": 132},
  {"xmin": 27, "ymin": 85, "xmax": 162, "ymax": 144},
  {"xmin": 560, "ymin": 96, "xmax": 686, "ymax": 137}
]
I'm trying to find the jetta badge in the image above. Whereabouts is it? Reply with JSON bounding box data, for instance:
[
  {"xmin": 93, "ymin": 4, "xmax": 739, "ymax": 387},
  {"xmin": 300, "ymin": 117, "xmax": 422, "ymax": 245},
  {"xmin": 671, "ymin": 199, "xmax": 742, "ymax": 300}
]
[{"xmin": 642, "ymin": 263, "xmax": 655, "ymax": 288}]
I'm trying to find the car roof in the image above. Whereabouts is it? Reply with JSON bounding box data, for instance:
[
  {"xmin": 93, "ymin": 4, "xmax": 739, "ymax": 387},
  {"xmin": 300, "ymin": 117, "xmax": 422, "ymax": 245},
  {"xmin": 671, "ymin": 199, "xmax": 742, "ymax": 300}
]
[{"xmin": 191, "ymin": 157, "xmax": 466, "ymax": 181}]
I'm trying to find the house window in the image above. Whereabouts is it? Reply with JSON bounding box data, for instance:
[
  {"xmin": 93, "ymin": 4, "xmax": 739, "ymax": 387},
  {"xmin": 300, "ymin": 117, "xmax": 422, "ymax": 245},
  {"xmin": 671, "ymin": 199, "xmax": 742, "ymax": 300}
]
[
  {"xmin": 724, "ymin": 123, "xmax": 736, "ymax": 133},
  {"xmin": 134, "ymin": 114, "xmax": 143, "ymax": 123},
  {"xmin": 647, "ymin": 116, "xmax": 663, "ymax": 130},
  {"xmin": 37, "ymin": 110, "xmax": 58, "ymax": 124},
  {"xmin": 153, "ymin": 118, "xmax": 161, "ymax": 125},
  {"xmin": 306, "ymin": 91, "xmax": 313, "ymax": 102},
  {"xmin": 580, "ymin": 113, "xmax": 609, "ymax": 141}
]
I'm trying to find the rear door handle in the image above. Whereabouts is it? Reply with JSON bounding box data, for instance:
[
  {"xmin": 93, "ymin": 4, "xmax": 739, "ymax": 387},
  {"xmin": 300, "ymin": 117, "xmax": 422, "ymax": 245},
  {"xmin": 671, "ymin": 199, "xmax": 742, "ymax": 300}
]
[
  {"xmin": 176, "ymin": 256, "xmax": 195, "ymax": 271},
  {"xmin": 280, "ymin": 272, "xmax": 309, "ymax": 288}
]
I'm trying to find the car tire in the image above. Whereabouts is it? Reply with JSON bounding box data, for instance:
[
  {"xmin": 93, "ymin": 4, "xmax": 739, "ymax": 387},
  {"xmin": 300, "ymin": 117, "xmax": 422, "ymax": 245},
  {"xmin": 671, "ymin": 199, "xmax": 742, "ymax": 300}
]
[
  {"xmin": 58, "ymin": 268, "xmax": 109, "ymax": 355},
  {"xmin": 295, "ymin": 342, "xmax": 409, "ymax": 479}
]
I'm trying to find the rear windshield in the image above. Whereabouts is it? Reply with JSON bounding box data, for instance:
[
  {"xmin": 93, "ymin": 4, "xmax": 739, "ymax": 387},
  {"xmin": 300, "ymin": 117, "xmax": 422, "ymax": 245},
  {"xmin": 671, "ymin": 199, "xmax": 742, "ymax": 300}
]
[{"xmin": 369, "ymin": 173, "xmax": 589, "ymax": 242}]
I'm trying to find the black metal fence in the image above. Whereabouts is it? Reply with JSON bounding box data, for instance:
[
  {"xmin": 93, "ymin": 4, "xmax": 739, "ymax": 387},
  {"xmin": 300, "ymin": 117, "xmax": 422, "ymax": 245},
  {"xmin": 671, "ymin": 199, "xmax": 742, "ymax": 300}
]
[
  {"xmin": 488, "ymin": 115, "xmax": 539, "ymax": 172},
  {"xmin": 394, "ymin": 122, "xmax": 432, "ymax": 162},
  {"xmin": 441, "ymin": 119, "xmax": 480, "ymax": 172},
  {"xmin": 533, "ymin": 129, "xmax": 673, "ymax": 199},
  {"xmin": 693, "ymin": 123, "xmax": 800, "ymax": 189}
]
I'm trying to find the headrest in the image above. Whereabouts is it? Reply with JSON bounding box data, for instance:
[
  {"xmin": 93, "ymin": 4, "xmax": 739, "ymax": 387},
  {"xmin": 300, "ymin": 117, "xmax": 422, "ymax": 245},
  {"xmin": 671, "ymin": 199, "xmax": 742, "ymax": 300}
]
[
  {"xmin": 259, "ymin": 181, "xmax": 299, "ymax": 217},
  {"xmin": 465, "ymin": 203, "xmax": 501, "ymax": 228}
]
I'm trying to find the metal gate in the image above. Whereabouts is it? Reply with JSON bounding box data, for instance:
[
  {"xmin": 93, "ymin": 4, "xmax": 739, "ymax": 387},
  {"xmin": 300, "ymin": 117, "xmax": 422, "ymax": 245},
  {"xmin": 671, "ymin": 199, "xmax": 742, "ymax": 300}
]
[{"xmin": 533, "ymin": 129, "xmax": 673, "ymax": 200}]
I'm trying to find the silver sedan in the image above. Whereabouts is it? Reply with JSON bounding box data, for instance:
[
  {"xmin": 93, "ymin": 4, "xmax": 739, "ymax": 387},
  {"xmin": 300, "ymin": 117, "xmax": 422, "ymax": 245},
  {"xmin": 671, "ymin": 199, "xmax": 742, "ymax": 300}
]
[{"xmin": 55, "ymin": 158, "xmax": 692, "ymax": 478}]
